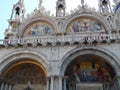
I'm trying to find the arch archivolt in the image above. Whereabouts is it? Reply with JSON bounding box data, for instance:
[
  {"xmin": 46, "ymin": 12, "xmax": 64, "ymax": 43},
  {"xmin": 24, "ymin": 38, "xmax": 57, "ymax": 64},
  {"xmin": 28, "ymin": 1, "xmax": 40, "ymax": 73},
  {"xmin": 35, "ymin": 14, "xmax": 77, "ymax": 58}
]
[
  {"xmin": 59, "ymin": 46, "xmax": 120, "ymax": 76},
  {"xmin": 0, "ymin": 50, "xmax": 51, "ymax": 76}
]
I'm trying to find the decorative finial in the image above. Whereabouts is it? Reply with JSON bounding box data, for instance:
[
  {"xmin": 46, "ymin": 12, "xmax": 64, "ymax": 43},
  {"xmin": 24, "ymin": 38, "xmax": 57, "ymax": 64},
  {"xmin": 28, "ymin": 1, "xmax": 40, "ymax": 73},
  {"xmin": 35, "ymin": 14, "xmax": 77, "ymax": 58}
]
[{"xmin": 38, "ymin": 0, "xmax": 42, "ymax": 9}]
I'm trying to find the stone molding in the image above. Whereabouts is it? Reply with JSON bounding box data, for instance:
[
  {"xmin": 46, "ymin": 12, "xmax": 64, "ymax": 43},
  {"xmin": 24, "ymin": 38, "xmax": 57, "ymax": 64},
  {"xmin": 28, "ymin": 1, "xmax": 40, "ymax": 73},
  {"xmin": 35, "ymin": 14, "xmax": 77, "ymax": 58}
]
[{"xmin": 1, "ymin": 34, "xmax": 120, "ymax": 48}]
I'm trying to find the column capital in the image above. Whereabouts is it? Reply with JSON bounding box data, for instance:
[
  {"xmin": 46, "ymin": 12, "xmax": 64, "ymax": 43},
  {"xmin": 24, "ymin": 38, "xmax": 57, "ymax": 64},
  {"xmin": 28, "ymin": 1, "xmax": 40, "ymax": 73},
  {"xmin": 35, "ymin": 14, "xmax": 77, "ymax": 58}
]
[
  {"xmin": 49, "ymin": 75, "xmax": 64, "ymax": 78},
  {"xmin": 58, "ymin": 75, "xmax": 64, "ymax": 78},
  {"xmin": 49, "ymin": 75, "xmax": 55, "ymax": 78},
  {"xmin": 63, "ymin": 76, "xmax": 68, "ymax": 79},
  {"xmin": 113, "ymin": 75, "xmax": 120, "ymax": 82},
  {"xmin": 46, "ymin": 76, "xmax": 51, "ymax": 80}
]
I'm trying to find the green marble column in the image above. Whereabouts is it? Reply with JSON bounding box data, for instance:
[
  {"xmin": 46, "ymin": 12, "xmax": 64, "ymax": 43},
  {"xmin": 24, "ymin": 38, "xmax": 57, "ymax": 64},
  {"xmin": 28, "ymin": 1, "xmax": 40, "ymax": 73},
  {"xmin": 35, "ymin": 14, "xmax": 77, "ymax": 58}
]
[
  {"xmin": 111, "ymin": 76, "xmax": 120, "ymax": 90},
  {"xmin": 116, "ymin": 77, "xmax": 120, "ymax": 90}
]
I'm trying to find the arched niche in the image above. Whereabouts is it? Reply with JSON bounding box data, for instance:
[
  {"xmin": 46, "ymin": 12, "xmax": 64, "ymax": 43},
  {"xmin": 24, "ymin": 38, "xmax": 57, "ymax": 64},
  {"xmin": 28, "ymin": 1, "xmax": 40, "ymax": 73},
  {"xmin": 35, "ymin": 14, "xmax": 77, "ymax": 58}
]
[
  {"xmin": 58, "ymin": 47, "xmax": 120, "ymax": 90},
  {"xmin": 0, "ymin": 50, "xmax": 51, "ymax": 76},
  {"xmin": 17, "ymin": 16, "xmax": 57, "ymax": 38},
  {"xmin": 59, "ymin": 47, "xmax": 120, "ymax": 76},
  {"xmin": 1, "ymin": 60, "xmax": 47, "ymax": 84},
  {"xmin": 0, "ymin": 51, "xmax": 50, "ymax": 90},
  {"xmin": 23, "ymin": 20, "xmax": 55, "ymax": 37},
  {"xmin": 66, "ymin": 16, "xmax": 106, "ymax": 33},
  {"xmin": 65, "ymin": 54, "xmax": 116, "ymax": 83}
]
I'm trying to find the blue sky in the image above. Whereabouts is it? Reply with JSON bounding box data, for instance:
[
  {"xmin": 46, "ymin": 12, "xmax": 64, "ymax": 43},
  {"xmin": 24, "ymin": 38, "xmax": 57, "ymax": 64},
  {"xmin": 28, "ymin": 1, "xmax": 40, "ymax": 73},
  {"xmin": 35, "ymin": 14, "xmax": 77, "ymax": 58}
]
[
  {"xmin": 0, "ymin": 0, "xmax": 114, "ymax": 39},
  {"xmin": 0, "ymin": 0, "xmax": 39, "ymax": 39}
]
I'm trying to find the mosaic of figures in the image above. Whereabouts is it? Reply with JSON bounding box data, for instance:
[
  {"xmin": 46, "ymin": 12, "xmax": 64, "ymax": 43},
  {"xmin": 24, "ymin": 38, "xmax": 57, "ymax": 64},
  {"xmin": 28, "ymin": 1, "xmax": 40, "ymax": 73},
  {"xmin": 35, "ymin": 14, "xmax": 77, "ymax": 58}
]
[
  {"xmin": 65, "ymin": 62, "xmax": 115, "ymax": 83},
  {"xmin": 67, "ymin": 18, "xmax": 105, "ymax": 33},
  {"xmin": 24, "ymin": 22, "xmax": 54, "ymax": 36},
  {"xmin": 3, "ymin": 64, "xmax": 46, "ymax": 84}
]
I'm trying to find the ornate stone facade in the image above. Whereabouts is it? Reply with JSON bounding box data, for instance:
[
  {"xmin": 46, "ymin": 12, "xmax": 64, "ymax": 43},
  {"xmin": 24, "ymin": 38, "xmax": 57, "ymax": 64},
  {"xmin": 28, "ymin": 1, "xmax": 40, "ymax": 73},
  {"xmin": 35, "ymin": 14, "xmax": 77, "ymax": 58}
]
[{"xmin": 1, "ymin": 0, "xmax": 120, "ymax": 90}]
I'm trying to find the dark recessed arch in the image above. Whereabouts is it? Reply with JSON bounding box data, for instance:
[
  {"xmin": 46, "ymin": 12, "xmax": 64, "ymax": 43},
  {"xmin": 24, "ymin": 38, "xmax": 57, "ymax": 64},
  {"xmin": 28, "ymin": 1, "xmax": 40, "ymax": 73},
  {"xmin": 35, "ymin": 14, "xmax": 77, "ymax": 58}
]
[
  {"xmin": 59, "ymin": 47, "xmax": 120, "ymax": 77},
  {"xmin": 18, "ymin": 16, "xmax": 57, "ymax": 38},
  {"xmin": 64, "ymin": 14, "xmax": 111, "ymax": 33},
  {"xmin": 1, "ymin": 59, "xmax": 47, "ymax": 84},
  {"xmin": 65, "ymin": 54, "xmax": 116, "ymax": 83}
]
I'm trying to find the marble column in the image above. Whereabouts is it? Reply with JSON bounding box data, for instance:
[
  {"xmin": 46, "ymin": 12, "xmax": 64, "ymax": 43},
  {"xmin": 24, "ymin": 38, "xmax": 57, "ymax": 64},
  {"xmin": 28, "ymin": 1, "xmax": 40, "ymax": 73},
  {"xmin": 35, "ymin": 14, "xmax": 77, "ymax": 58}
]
[
  {"xmin": 4, "ymin": 83, "xmax": 8, "ymax": 90},
  {"xmin": 8, "ymin": 84, "xmax": 13, "ymax": 90},
  {"xmin": 50, "ymin": 76, "xmax": 54, "ymax": 90},
  {"xmin": 59, "ymin": 76, "xmax": 62, "ymax": 90},
  {"xmin": 63, "ymin": 77, "xmax": 67, "ymax": 90},
  {"xmin": 0, "ymin": 80, "xmax": 2, "ymax": 89},
  {"xmin": 116, "ymin": 77, "xmax": 120, "ymax": 90},
  {"xmin": 0, "ymin": 82, "xmax": 4, "ymax": 90},
  {"xmin": 47, "ymin": 77, "xmax": 50, "ymax": 90}
]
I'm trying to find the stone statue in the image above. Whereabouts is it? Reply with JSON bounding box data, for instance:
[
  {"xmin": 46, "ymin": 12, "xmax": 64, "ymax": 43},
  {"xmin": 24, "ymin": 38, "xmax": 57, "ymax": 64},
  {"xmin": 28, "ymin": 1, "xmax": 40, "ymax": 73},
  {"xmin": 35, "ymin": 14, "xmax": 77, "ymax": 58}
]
[
  {"xmin": 81, "ymin": 0, "xmax": 85, "ymax": 8},
  {"xmin": 107, "ymin": 16, "xmax": 113, "ymax": 28},
  {"xmin": 38, "ymin": 0, "xmax": 42, "ymax": 9}
]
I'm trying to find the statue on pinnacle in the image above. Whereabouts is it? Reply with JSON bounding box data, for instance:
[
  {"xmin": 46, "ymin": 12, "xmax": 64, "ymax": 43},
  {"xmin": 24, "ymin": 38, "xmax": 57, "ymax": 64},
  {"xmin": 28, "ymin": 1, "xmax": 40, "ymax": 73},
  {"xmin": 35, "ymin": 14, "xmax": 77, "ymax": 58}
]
[{"xmin": 38, "ymin": 0, "xmax": 42, "ymax": 9}]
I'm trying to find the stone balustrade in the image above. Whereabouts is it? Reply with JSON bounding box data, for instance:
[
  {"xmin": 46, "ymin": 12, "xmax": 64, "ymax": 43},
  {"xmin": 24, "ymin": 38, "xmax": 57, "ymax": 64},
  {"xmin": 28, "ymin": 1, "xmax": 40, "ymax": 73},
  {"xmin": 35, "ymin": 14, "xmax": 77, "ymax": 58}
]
[{"xmin": 0, "ymin": 34, "xmax": 120, "ymax": 48}]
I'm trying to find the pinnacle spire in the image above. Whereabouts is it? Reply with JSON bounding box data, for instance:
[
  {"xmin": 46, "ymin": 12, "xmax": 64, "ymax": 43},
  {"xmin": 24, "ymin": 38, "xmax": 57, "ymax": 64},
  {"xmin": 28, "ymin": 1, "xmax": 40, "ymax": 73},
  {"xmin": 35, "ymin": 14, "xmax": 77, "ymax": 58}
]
[
  {"xmin": 56, "ymin": 0, "xmax": 66, "ymax": 17},
  {"xmin": 81, "ymin": 0, "xmax": 85, "ymax": 8},
  {"xmin": 10, "ymin": 0, "xmax": 25, "ymax": 20},
  {"xmin": 98, "ymin": 0, "xmax": 112, "ymax": 15},
  {"xmin": 38, "ymin": 0, "xmax": 42, "ymax": 9}
]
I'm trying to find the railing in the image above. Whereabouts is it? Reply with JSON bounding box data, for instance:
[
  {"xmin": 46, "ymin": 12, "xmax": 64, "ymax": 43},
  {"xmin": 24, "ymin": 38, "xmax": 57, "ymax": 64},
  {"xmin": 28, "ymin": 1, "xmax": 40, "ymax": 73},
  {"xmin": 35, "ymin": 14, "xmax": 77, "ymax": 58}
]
[{"xmin": 0, "ymin": 34, "xmax": 120, "ymax": 48}]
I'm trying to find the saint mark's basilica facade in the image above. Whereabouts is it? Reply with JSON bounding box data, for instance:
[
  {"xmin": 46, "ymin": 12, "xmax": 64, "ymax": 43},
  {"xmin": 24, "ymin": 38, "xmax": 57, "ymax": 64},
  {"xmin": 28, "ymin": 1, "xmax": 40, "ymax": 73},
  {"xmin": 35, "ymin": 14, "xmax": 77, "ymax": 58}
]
[{"xmin": 0, "ymin": 0, "xmax": 120, "ymax": 90}]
